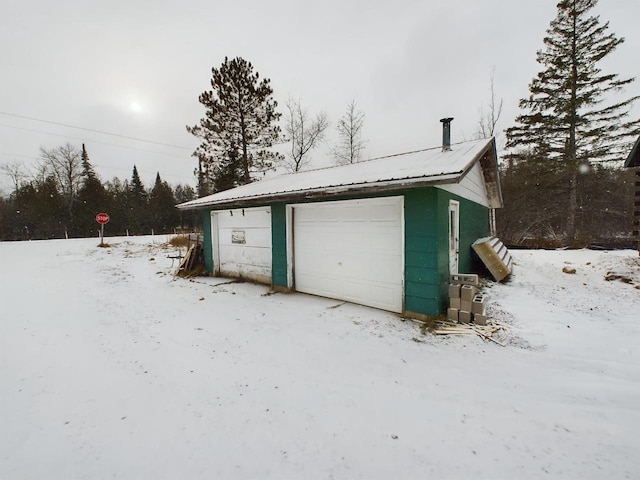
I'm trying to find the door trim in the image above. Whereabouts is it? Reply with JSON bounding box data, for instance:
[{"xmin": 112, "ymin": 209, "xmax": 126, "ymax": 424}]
[{"xmin": 449, "ymin": 200, "xmax": 460, "ymax": 275}]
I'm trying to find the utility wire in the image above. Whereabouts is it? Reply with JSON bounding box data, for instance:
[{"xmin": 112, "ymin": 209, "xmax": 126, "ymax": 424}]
[
  {"xmin": 0, "ymin": 111, "xmax": 192, "ymax": 150},
  {"xmin": 0, "ymin": 123, "xmax": 190, "ymax": 159},
  {"xmin": 0, "ymin": 152, "xmax": 36, "ymax": 160}
]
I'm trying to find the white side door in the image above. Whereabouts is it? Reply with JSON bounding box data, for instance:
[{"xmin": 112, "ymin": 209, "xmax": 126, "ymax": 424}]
[{"xmin": 449, "ymin": 200, "xmax": 460, "ymax": 275}]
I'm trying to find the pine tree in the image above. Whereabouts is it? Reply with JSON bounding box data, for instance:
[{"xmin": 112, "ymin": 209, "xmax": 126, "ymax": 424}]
[
  {"xmin": 187, "ymin": 56, "xmax": 283, "ymax": 194},
  {"xmin": 174, "ymin": 183, "xmax": 197, "ymax": 231},
  {"xmin": 105, "ymin": 177, "xmax": 129, "ymax": 235},
  {"xmin": 13, "ymin": 177, "xmax": 64, "ymax": 239},
  {"xmin": 129, "ymin": 166, "xmax": 146, "ymax": 204},
  {"xmin": 505, "ymin": 0, "xmax": 639, "ymax": 244},
  {"xmin": 127, "ymin": 165, "xmax": 147, "ymax": 234},
  {"xmin": 148, "ymin": 172, "xmax": 179, "ymax": 234},
  {"xmin": 75, "ymin": 144, "xmax": 108, "ymax": 237}
]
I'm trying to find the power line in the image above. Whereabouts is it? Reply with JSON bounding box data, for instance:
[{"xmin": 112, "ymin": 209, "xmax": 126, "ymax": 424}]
[
  {"xmin": 0, "ymin": 111, "xmax": 192, "ymax": 150},
  {"xmin": 0, "ymin": 123, "xmax": 190, "ymax": 159},
  {"xmin": 0, "ymin": 152, "xmax": 36, "ymax": 160}
]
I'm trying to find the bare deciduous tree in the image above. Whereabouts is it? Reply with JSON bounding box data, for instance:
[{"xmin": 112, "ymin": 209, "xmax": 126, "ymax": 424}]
[
  {"xmin": 475, "ymin": 66, "xmax": 503, "ymax": 140},
  {"xmin": 1, "ymin": 161, "xmax": 27, "ymax": 195},
  {"xmin": 39, "ymin": 143, "xmax": 83, "ymax": 227},
  {"xmin": 331, "ymin": 100, "xmax": 366, "ymax": 165},
  {"xmin": 283, "ymin": 98, "xmax": 329, "ymax": 172}
]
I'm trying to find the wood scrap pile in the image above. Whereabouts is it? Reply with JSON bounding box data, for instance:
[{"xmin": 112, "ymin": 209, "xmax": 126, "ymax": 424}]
[
  {"xmin": 432, "ymin": 319, "xmax": 508, "ymax": 346},
  {"xmin": 177, "ymin": 244, "xmax": 205, "ymax": 276}
]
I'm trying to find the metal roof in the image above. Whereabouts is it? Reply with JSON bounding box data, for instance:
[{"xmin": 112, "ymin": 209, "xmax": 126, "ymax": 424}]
[{"xmin": 178, "ymin": 137, "xmax": 501, "ymax": 210}]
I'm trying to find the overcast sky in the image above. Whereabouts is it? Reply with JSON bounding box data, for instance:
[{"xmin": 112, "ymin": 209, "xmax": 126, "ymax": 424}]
[{"xmin": 1, "ymin": 0, "xmax": 638, "ymax": 195}]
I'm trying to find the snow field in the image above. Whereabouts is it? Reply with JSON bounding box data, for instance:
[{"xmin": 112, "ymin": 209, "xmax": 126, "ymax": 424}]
[{"xmin": 1, "ymin": 237, "xmax": 639, "ymax": 479}]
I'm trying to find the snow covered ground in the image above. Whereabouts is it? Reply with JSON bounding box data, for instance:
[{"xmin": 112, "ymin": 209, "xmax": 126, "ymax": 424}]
[{"xmin": 1, "ymin": 236, "xmax": 638, "ymax": 479}]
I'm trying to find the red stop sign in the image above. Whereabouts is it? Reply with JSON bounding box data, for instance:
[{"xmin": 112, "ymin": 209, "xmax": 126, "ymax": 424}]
[{"xmin": 96, "ymin": 212, "xmax": 110, "ymax": 224}]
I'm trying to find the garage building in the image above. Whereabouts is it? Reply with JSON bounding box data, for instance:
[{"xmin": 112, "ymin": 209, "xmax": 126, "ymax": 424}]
[{"xmin": 178, "ymin": 135, "xmax": 503, "ymax": 318}]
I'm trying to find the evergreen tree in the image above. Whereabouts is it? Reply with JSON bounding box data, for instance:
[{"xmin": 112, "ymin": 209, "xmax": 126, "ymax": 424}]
[
  {"xmin": 148, "ymin": 172, "xmax": 179, "ymax": 234},
  {"xmin": 505, "ymin": 0, "xmax": 639, "ymax": 244},
  {"xmin": 174, "ymin": 183, "xmax": 197, "ymax": 231},
  {"xmin": 12, "ymin": 177, "xmax": 65, "ymax": 239},
  {"xmin": 187, "ymin": 56, "xmax": 283, "ymax": 194},
  {"xmin": 129, "ymin": 165, "xmax": 146, "ymax": 204},
  {"xmin": 75, "ymin": 144, "xmax": 108, "ymax": 237},
  {"xmin": 105, "ymin": 177, "xmax": 129, "ymax": 235},
  {"xmin": 127, "ymin": 166, "xmax": 147, "ymax": 234}
]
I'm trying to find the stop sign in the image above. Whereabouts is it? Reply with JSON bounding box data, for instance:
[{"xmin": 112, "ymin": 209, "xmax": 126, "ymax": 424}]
[{"xmin": 96, "ymin": 212, "xmax": 110, "ymax": 224}]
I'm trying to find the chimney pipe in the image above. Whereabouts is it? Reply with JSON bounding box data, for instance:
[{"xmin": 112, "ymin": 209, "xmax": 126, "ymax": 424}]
[{"xmin": 440, "ymin": 117, "xmax": 454, "ymax": 151}]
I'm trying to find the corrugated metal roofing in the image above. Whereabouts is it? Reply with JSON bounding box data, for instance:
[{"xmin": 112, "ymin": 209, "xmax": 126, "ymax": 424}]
[{"xmin": 179, "ymin": 137, "xmax": 495, "ymax": 209}]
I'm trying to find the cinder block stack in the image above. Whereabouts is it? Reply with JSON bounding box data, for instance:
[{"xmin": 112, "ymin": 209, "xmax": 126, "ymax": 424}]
[
  {"xmin": 472, "ymin": 293, "xmax": 487, "ymax": 325},
  {"xmin": 447, "ymin": 274, "xmax": 488, "ymax": 324}
]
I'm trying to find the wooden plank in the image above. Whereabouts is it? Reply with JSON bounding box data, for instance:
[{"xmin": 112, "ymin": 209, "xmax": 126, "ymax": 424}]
[
  {"xmin": 471, "ymin": 326, "xmax": 505, "ymax": 346},
  {"xmin": 178, "ymin": 245, "xmax": 196, "ymax": 271}
]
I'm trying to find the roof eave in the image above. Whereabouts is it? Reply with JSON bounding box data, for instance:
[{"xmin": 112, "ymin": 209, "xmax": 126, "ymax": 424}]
[
  {"xmin": 478, "ymin": 138, "xmax": 503, "ymax": 208},
  {"xmin": 456, "ymin": 137, "xmax": 502, "ymax": 208},
  {"xmin": 177, "ymin": 173, "xmax": 464, "ymax": 210}
]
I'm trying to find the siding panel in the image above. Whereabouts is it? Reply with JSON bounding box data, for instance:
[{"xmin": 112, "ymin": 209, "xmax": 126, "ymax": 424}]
[{"xmin": 271, "ymin": 203, "xmax": 288, "ymax": 287}]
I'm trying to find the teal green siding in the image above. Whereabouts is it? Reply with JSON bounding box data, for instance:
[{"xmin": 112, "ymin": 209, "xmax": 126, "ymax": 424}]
[
  {"xmin": 271, "ymin": 203, "xmax": 288, "ymax": 287},
  {"xmin": 403, "ymin": 189, "xmax": 490, "ymax": 315},
  {"xmin": 437, "ymin": 189, "xmax": 491, "ymax": 312},
  {"xmin": 458, "ymin": 196, "xmax": 491, "ymax": 273},
  {"xmin": 202, "ymin": 210, "xmax": 213, "ymax": 272},
  {"xmin": 197, "ymin": 186, "xmax": 490, "ymax": 316},
  {"xmin": 404, "ymin": 189, "xmax": 442, "ymax": 315}
]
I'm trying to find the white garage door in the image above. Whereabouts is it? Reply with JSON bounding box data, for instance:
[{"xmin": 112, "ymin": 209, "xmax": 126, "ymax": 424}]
[
  {"xmin": 293, "ymin": 197, "xmax": 403, "ymax": 313},
  {"xmin": 213, "ymin": 207, "xmax": 272, "ymax": 284}
]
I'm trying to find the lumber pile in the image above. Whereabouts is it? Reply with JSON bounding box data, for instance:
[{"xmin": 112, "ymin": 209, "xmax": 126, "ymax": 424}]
[
  {"xmin": 432, "ymin": 319, "xmax": 508, "ymax": 346},
  {"xmin": 177, "ymin": 244, "xmax": 205, "ymax": 276}
]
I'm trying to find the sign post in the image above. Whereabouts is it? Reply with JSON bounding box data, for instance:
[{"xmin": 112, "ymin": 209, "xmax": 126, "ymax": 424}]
[{"xmin": 96, "ymin": 212, "xmax": 110, "ymax": 246}]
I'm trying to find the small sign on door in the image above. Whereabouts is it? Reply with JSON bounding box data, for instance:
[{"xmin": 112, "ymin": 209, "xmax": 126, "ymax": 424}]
[{"xmin": 231, "ymin": 230, "xmax": 246, "ymax": 244}]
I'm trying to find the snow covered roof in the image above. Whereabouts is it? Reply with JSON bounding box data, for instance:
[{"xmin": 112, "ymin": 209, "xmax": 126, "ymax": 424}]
[{"xmin": 178, "ymin": 137, "xmax": 502, "ymax": 210}]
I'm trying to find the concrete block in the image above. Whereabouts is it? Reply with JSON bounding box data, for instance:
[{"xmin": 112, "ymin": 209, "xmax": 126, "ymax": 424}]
[
  {"xmin": 447, "ymin": 308, "xmax": 459, "ymax": 322},
  {"xmin": 449, "ymin": 284, "xmax": 461, "ymax": 299},
  {"xmin": 460, "ymin": 300, "xmax": 472, "ymax": 312},
  {"xmin": 459, "ymin": 310, "xmax": 472, "ymax": 324},
  {"xmin": 450, "ymin": 274, "xmax": 479, "ymax": 286},
  {"xmin": 472, "ymin": 294, "xmax": 487, "ymax": 315},
  {"xmin": 474, "ymin": 313, "xmax": 488, "ymax": 326},
  {"xmin": 461, "ymin": 284, "xmax": 477, "ymax": 301},
  {"xmin": 450, "ymin": 297, "xmax": 461, "ymax": 310}
]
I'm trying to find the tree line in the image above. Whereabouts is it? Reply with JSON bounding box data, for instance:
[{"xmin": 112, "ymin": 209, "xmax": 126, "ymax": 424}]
[
  {"xmin": 2, "ymin": 0, "xmax": 637, "ymax": 247},
  {"xmin": 484, "ymin": 0, "xmax": 638, "ymax": 247},
  {"xmin": 186, "ymin": 0, "xmax": 637, "ymax": 248},
  {"xmin": 0, "ymin": 143, "xmax": 198, "ymax": 240}
]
